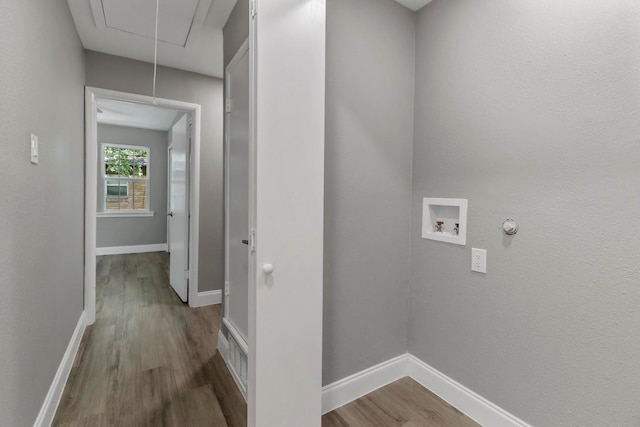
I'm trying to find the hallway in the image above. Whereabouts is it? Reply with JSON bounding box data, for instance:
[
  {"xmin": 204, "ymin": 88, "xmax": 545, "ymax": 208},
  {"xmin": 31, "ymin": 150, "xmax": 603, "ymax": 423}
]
[{"xmin": 53, "ymin": 252, "xmax": 246, "ymax": 427}]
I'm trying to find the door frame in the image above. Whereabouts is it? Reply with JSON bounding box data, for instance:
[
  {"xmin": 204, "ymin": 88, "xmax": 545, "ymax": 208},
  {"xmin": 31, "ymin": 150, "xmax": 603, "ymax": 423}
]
[
  {"xmin": 84, "ymin": 86, "xmax": 202, "ymax": 324},
  {"xmin": 223, "ymin": 37, "xmax": 250, "ymax": 343}
]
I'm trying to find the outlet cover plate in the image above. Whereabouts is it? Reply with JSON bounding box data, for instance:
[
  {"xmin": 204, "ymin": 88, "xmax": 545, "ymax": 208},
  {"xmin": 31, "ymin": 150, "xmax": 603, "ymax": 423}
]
[{"xmin": 472, "ymin": 248, "xmax": 487, "ymax": 274}]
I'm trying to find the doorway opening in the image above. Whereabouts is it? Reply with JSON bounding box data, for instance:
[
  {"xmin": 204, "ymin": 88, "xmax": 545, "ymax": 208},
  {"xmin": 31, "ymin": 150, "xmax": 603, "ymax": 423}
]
[{"xmin": 84, "ymin": 87, "xmax": 203, "ymax": 323}]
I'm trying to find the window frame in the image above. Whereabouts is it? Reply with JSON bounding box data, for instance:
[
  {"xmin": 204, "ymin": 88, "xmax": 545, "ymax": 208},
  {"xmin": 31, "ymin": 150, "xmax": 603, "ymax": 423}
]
[{"xmin": 98, "ymin": 142, "xmax": 154, "ymax": 217}]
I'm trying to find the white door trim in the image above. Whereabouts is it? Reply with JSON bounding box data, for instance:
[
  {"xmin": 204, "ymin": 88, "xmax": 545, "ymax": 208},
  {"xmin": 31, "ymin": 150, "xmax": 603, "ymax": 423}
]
[
  {"xmin": 248, "ymin": 7, "xmax": 258, "ymax": 425},
  {"xmin": 167, "ymin": 145, "xmax": 172, "ymax": 254},
  {"xmin": 84, "ymin": 86, "xmax": 203, "ymax": 324},
  {"xmin": 223, "ymin": 36, "xmax": 249, "ymax": 330}
]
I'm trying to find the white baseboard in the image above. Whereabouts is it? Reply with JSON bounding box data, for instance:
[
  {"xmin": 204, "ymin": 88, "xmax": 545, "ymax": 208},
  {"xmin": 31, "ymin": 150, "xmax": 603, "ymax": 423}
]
[
  {"xmin": 406, "ymin": 355, "xmax": 531, "ymax": 427},
  {"xmin": 217, "ymin": 330, "xmax": 248, "ymax": 401},
  {"xmin": 34, "ymin": 311, "xmax": 87, "ymax": 427},
  {"xmin": 189, "ymin": 290, "xmax": 222, "ymax": 308},
  {"xmin": 95, "ymin": 243, "xmax": 167, "ymax": 256},
  {"xmin": 321, "ymin": 353, "xmax": 531, "ymax": 427},
  {"xmin": 321, "ymin": 354, "xmax": 408, "ymax": 415}
]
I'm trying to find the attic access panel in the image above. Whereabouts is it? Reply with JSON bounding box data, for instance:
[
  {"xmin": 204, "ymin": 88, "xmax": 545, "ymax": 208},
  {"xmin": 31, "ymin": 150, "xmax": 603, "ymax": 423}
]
[{"xmin": 101, "ymin": 0, "xmax": 201, "ymax": 46}]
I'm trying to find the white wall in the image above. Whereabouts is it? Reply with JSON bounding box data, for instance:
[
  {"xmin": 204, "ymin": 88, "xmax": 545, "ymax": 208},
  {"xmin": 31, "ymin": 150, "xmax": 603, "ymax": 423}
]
[
  {"xmin": 410, "ymin": 1, "xmax": 640, "ymax": 425},
  {"xmin": 0, "ymin": 0, "xmax": 85, "ymax": 425}
]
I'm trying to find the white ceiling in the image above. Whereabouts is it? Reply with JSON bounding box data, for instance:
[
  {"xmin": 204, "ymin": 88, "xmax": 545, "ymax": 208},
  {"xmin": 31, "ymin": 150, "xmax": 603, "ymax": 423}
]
[
  {"xmin": 97, "ymin": 98, "xmax": 183, "ymax": 131},
  {"xmin": 67, "ymin": 0, "xmax": 237, "ymax": 78},
  {"xmin": 394, "ymin": 0, "xmax": 432, "ymax": 11}
]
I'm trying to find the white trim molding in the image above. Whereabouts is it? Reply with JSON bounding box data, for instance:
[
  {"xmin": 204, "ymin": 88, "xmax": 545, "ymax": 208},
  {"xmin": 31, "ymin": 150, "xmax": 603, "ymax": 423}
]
[
  {"xmin": 321, "ymin": 354, "xmax": 407, "ymax": 415},
  {"xmin": 406, "ymin": 355, "xmax": 532, "ymax": 427},
  {"xmin": 96, "ymin": 243, "xmax": 167, "ymax": 256},
  {"xmin": 97, "ymin": 211, "xmax": 155, "ymax": 218},
  {"xmin": 321, "ymin": 353, "xmax": 532, "ymax": 427},
  {"xmin": 190, "ymin": 290, "xmax": 222, "ymax": 307},
  {"xmin": 34, "ymin": 311, "xmax": 87, "ymax": 427},
  {"xmin": 85, "ymin": 86, "xmax": 203, "ymax": 324}
]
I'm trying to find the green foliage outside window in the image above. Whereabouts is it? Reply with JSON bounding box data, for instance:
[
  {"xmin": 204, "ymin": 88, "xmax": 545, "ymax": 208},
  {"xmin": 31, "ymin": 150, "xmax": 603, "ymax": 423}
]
[{"xmin": 105, "ymin": 146, "xmax": 148, "ymax": 177}]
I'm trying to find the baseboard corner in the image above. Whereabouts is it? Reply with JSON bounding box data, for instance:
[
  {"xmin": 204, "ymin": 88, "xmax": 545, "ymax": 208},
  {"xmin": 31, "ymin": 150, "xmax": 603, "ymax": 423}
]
[
  {"xmin": 321, "ymin": 353, "xmax": 409, "ymax": 415},
  {"xmin": 406, "ymin": 354, "xmax": 532, "ymax": 427},
  {"xmin": 320, "ymin": 352, "xmax": 531, "ymax": 427}
]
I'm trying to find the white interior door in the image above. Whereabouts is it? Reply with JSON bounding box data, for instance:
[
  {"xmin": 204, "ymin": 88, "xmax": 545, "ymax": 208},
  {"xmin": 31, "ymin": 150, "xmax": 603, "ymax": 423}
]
[
  {"xmin": 249, "ymin": 1, "xmax": 326, "ymax": 426},
  {"xmin": 225, "ymin": 41, "xmax": 251, "ymax": 342},
  {"xmin": 168, "ymin": 113, "xmax": 189, "ymax": 302}
]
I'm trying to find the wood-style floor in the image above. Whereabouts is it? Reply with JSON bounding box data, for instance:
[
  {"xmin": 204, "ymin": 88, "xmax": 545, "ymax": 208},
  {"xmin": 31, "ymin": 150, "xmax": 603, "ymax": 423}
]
[
  {"xmin": 53, "ymin": 252, "xmax": 246, "ymax": 427},
  {"xmin": 54, "ymin": 252, "xmax": 478, "ymax": 427},
  {"xmin": 322, "ymin": 377, "xmax": 480, "ymax": 427}
]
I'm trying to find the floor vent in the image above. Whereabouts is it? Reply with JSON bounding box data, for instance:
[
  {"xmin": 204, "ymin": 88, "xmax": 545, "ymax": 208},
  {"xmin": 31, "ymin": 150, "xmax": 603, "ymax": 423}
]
[{"xmin": 228, "ymin": 334, "xmax": 248, "ymax": 390}]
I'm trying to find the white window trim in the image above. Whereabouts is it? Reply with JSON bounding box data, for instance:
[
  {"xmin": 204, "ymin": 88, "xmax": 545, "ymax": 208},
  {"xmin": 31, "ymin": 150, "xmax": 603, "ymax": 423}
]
[
  {"xmin": 97, "ymin": 211, "xmax": 155, "ymax": 218},
  {"xmin": 99, "ymin": 142, "xmax": 151, "ymax": 215}
]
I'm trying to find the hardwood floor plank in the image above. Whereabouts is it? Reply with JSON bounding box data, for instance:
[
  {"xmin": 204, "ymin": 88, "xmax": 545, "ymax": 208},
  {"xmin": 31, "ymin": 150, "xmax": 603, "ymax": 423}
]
[{"xmin": 321, "ymin": 411, "xmax": 351, "ymax": 427}]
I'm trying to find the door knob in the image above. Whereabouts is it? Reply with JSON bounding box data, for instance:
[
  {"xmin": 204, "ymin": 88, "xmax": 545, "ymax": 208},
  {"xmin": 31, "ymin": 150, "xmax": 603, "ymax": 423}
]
[
  {"xmin": 167, "ymin": 211, "xmax": 173, "ymax": 217},
  {"xmin": 262, "ymin": 264, "xmax": 274, "ymax": 275}
]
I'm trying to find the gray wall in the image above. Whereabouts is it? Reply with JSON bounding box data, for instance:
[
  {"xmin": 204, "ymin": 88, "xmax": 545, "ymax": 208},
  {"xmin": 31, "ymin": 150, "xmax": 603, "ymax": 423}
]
[
  {"xmin": 223, "ymin": 0, "xmax": 249, "ymax": 69},
  {"xmin": 86, "ymin": 51, "xmax": 224, "ymax": 292},
  {"xmin": 323, "ymin": 0, "xmax": 415, "ymax": 385},
  {"xmin": 410, "ymin": 1, "xmax": 640, "ymax": 425},
  {"xmin": 0, "ymin": 0, "xmax": 85, "ymax": 425},
  {"xmin": 96, "ymin": 124, "xmax": 169, "ymax": 248}
]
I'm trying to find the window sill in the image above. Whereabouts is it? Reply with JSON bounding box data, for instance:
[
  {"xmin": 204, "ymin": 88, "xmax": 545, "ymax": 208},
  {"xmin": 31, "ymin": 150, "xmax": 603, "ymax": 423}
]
[{"xmin": 97, "ymin": 211, "xmax": 155, "ymax": 218}]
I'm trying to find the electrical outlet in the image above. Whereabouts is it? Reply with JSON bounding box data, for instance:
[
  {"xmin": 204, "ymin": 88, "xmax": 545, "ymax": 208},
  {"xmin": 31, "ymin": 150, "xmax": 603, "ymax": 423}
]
[{"xmin": 471, "ymin": 248, "xmax": 487, "ymax": 274}]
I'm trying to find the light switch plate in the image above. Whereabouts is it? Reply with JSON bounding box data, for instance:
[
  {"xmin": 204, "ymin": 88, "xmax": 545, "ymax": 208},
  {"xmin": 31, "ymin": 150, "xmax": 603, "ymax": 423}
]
[
  {"xmin": 30, "ymin": 134, "xmax": 39, "ymax": 164},
  {"xmin": 472, "ymin": 248, "xmax": 487, "ymax": 274}
]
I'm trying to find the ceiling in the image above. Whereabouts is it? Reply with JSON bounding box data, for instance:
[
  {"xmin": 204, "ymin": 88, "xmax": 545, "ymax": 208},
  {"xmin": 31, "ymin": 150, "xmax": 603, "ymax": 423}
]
[
  {"xmin": 68, "ymin": 0, "xmax": 430, "ymax": 78},
  {"xmin": 394, "ymin": 0, "xmax": 432, "ymax": 11},
  {"xmin": 67, "ymin": 0, "xmax": 237, "ymax": 78},
  {"xmin": 97, "ymin": 98, "xmax": 183, "ymax": 131}
]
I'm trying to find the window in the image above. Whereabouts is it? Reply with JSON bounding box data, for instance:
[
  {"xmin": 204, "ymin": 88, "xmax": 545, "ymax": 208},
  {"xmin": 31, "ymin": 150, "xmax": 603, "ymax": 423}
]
[
  {"xmin": 106, "ymin": 181, "xmax": 128, "ymax": 198},
  {"xmin": 101, "ymin": 144, "xmax": 150, "ymax": 212}
]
